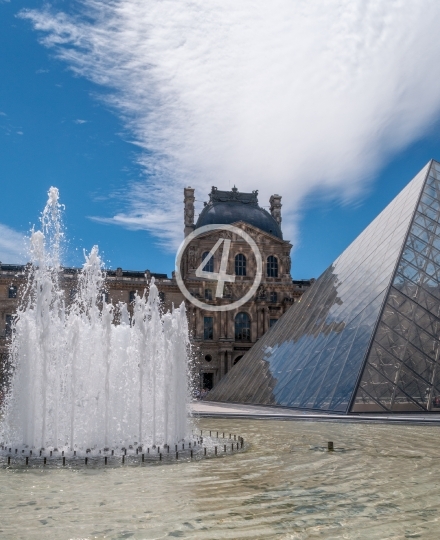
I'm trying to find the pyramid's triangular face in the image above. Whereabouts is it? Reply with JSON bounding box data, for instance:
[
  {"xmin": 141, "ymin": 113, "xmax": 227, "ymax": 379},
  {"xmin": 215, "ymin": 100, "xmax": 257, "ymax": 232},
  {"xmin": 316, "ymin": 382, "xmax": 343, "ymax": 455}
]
[
  {"xmin": 207, "ymin": 161, "xmax": 440, "ymax": 413},
  {"xmin": 352, "ymin": 161, "xmax": 440, "ymax": 412}
]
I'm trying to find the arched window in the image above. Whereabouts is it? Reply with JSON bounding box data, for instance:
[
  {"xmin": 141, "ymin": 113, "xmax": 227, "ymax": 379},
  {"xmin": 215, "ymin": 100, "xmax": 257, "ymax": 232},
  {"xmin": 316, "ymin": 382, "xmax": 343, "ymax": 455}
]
[
  {"xmin": 235, "ymin": 312, "xmax": 251, "ymax": 341},
  {"xmin": 269, "ymin": 291, "xmax": 277, "ymax": 303},
  {"xmin": 267, "ymin": 256, "xmax": 278, "ymax": 277},
  {"xmin": 235, "ymin": 253, "xmax": 246, "ymax": 276},
  {"xmin": 202, "ymin": 251, "xmax": 214, "ymax": 272}
]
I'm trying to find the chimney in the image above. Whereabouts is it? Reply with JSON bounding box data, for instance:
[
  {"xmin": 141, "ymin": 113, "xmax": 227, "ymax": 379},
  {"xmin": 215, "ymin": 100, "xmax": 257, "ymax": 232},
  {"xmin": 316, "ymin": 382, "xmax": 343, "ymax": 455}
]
[
  {"xmin": 269, "ymin": 194, "xmax": 282, "ymax": 226},
  {"xmin": 183, "ymin": 187, "xmax": 195, "ymax": 237}
]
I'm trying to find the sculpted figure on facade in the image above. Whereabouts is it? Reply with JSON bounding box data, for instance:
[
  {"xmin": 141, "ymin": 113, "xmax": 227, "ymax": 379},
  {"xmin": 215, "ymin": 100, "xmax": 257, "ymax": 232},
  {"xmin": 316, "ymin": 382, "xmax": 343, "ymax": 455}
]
[
  {"xmin": 269, "ymin": 194, "xmax": 282, "ymax": 226},
  {"xmin": 256, "ymin": 283, "xmax": 267, "ymax": 300},
  {"xmin": 188, "ymin": 245, "xmax": 198, "ymax": 269},
  {"xmin": 184, "ymin": 205, "xmax": 194, "ymax": 224},
  {"xmin": 283, "ymin": 253, "xmax": 292, "ymax": 274},
  {"xmin": 184, "ymin": 187, "xmax": 195, "ymax": 237},
  {"xmin": 223, "ymin": 283, "xmax": 232, "ymax": 298}
]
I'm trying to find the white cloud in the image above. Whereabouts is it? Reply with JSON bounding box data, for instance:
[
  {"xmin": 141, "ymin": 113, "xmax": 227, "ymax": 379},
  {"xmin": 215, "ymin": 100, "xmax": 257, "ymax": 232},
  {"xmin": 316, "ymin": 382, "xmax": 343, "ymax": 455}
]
[
  {"xmin": 20, "ymin": 1, "xmax": 440, "ymax": 249},
  {"xmin": 74, "ymin": 119, "xmax": 87, "ymax": 124},
  {"xmin": 0, "ymin": 224, "xmax": 28, "ymax": 264}
]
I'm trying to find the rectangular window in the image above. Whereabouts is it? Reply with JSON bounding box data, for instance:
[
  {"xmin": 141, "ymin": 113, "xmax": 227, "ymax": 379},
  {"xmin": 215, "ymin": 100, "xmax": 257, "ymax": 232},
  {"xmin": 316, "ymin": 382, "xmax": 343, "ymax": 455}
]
[
  {"xmin": 235, "ymin": 254, "xmax": 247, "ymax": 276},
  {"xmin": 267, "ymin": 256, "xmax": 278, "ymax": 278},
  {"xmin": 205, "ymin": 289, "xmax": 213, "ymax": 301},
  {"xmin": 269, "ymin": 291, "xmax": 278, "ymax": 303},
  {"xmin": 204, "ymin": 316, "xmax": 214, "ymax": 340},
  {"xmin": 235, "ymin": 312, "xmax": 251, "ymax": 341},
  {"xmin": 129, "ymin": 291, "xmax": 136, "ymax": 303},
  {"xmin": 8, "ymin": 286, "xmax": 17, "ymax": 299},
  {"xmin": 201, "ymin": 372, "xmax": 214, "ymax": 390},
  {"xmin": 202, "ymin": 252, "xmax": 214, "ymax": 272},
  {"xmin": 270, "ymin": 318, "xmax": 278, "ymax": 327}
]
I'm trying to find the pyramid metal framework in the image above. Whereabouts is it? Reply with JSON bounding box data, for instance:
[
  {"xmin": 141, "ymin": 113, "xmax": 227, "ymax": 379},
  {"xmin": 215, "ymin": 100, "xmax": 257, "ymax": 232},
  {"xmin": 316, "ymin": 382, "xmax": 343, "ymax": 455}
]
[{"xmin": 207, "ymin": 160, "xmax": 440, "ymax": 413}]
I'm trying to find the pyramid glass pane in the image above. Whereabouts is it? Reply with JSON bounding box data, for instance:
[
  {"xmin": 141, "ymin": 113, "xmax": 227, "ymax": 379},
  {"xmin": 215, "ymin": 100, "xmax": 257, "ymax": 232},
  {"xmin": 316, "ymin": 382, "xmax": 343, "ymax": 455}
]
[
  {"xmin": 207, "ymin": 162, "xmax": 431, "ymax": 412},
  {"xmin": 352, "ymin": 161, "xmax": 440, "ymax": 412}
]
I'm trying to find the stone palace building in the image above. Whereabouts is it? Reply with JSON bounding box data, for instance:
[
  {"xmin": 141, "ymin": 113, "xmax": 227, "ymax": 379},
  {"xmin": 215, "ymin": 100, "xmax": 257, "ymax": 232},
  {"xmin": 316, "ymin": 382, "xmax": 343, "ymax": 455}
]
[{"xmin": 0, "ymin": 187, "xmax": 312, "ymax": 392}]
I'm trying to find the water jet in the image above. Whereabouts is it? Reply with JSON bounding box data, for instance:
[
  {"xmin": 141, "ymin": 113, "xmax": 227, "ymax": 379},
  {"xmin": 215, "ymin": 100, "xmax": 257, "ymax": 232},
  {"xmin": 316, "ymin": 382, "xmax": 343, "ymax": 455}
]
[{"xmin": 0, "ymin": 188, "xmax": 192, "ymax": 460}]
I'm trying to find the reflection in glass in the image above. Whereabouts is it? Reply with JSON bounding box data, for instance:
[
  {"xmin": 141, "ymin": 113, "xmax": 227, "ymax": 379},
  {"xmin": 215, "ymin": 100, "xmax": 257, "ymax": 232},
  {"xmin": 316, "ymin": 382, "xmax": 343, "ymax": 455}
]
[{"xmin": 208, "ymin": 162, "xmax": 440, "ymax": 414}]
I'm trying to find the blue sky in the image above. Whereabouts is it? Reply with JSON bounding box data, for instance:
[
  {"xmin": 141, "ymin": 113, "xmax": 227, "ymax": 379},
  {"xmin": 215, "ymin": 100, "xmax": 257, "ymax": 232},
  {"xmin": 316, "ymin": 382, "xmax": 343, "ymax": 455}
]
[{"xmin": 2, "ymin": 1, "xmax": 440, "ymax": 280}]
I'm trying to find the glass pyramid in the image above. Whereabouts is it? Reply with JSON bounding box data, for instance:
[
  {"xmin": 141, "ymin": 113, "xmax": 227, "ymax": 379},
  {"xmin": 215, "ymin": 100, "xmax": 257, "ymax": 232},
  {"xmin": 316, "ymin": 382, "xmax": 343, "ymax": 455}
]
[{"xmin": 207, "ymin": 161, "xmax": 440, "ymax": 413}]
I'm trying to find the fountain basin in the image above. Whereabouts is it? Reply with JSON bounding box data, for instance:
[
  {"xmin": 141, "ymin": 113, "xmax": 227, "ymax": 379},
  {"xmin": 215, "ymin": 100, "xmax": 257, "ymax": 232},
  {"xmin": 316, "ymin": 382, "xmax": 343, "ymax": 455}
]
[{"xmin": 0, "ymin": 430, "xmax": 246, "ymax": 468}]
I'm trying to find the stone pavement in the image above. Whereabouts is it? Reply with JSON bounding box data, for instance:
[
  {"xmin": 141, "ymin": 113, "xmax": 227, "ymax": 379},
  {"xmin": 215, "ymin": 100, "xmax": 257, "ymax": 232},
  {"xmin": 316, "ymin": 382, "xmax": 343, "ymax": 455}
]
[{"xmin": 191, "ymin": 400, "xmax": 440, "ymax": 425}]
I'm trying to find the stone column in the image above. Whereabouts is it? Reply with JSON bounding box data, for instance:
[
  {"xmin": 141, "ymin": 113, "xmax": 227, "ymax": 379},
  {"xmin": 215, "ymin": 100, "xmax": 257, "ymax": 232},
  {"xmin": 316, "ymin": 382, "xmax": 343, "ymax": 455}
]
[
  {"xmin": 192, "ymin": 307, "xmax": 197, "ymax": 338},
  {"xmin": 219, "ymin": 349, "xmax": 226, "ymax": 378},
  {"xmin": 224, "ymin": 310, "xmax": 229, "ymax": 339},
  {"xmin": 263, "ymin": 307, "xmax": 269, "ymax": 334},
  {"xmin": 196, "ymin": 307, "xmax": 202, "ymax": 339},
  {"xmin": 226, "ymin": 351, "xmax": 232, "ymax": 374},
  {"xmin": 258, "ymin": 308, "xmax": 264, "ymax": 338},
  {"xmin": 184, "ymin": 187, "xmax": 195, "ymax": 237}
]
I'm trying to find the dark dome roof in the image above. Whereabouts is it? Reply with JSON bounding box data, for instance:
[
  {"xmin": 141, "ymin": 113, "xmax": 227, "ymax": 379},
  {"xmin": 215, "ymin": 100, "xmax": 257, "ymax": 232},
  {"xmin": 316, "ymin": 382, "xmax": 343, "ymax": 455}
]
[{"xmin": 195, "ymin": 187, "xmax": 283, "ymax": 239}]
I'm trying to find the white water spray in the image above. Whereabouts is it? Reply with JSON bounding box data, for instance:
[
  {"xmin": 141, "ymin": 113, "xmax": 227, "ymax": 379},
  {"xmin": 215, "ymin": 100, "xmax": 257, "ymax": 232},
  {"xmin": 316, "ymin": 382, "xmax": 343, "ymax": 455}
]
[{"xmin": 0, "ymin": 188, "xmax": 192, "ymax": 455}]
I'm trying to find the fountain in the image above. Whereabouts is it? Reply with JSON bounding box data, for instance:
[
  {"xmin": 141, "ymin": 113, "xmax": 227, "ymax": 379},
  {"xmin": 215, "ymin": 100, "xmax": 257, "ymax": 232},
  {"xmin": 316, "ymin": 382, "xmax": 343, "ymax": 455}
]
[{"xmin": 0, "ymin": 187, "xmax": 193, "ymax": 459}]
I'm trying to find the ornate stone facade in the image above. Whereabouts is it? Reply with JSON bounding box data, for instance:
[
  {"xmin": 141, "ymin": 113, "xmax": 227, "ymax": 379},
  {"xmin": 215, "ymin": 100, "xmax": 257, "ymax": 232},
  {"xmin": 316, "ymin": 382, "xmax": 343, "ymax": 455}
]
[
  {"xmin": 269, "ymin": 194, "xmax": 282, "ymax": 226},
  {"xmin": 183, "ymin": 186, "xmax": 195, "ymax": 238},
  {"xmin": 0, "ymin": 187, "xmax": 313, "ymax": 393}
]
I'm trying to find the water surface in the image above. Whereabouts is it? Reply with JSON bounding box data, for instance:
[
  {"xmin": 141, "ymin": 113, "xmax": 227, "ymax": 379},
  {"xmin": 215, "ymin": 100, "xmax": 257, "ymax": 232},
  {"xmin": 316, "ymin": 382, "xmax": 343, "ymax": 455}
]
[{"xmin": 1, "ymin": 418, "xmax": 439, "ymax": 539}]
